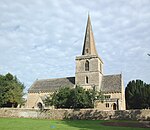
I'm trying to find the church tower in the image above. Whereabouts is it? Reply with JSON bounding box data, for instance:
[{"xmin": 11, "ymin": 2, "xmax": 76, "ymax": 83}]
[{"xmin": 75, "ymin": 15, "xmax": 103, "ymax": 91}]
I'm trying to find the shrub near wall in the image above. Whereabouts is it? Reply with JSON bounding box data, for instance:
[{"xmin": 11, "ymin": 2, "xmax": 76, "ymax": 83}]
[{"xmin": 0, "ymin": 108, "xmax": 150, "ymax": 121}]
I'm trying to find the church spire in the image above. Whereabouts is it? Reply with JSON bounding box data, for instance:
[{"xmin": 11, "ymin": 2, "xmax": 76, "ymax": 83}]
[{"xmin": 82, "ymin": 14, "xmax": 98, "ymax": 56}]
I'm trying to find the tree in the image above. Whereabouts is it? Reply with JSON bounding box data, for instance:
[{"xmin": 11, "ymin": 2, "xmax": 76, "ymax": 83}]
[
  {"xmin": 53, "ymin": 87, "xmax": 71, "ymax": 108},
  {"xmin": 44, "ymin": 86, "xmax": 103, "ymax": 109},
  {"xmin": 69, "ymin": 86, "xmax": 93, "ymax": 108},
  {"xmin": 0, "ymin": 73, "xmax": 25, "ymax": 107},
  {"xmin": 125, "ymin": 79, "xmax": 150, "ymax": 109}
]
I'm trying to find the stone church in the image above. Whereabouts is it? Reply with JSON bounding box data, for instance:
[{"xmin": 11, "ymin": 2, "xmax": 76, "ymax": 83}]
[{"xmin": 26, "ymin": 15, "xmax": 126, "ymax": 110}]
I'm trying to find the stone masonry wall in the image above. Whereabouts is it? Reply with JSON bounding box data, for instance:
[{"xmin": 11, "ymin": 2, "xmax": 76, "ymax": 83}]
[{"xmin": 0, "ymin": 108, "xmax": 150, "ymax": 121}]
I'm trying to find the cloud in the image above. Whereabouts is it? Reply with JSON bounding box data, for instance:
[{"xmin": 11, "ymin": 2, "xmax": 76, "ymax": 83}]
[{"xmin": 0, "ymin": 0, "xmax": 150, "ymax": 91}]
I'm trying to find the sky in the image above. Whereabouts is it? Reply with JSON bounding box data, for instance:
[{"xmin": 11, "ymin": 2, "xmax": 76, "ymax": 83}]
[{"xmin": 0, "ymin": 0, "xmax": 150, "ymax": 92}]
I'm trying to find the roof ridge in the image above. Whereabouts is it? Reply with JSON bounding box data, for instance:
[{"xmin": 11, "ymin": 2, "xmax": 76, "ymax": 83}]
[
  {"xmin": 35, "ymin": 76, "xmax": 75, "ymax": 82},
  {"xmin": 103, "ymin": 73, "xmax": 121, "ymax": 77}
]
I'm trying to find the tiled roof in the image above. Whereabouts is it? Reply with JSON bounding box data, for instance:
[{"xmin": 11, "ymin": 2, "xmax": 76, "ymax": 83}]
[
  {"xmin": 28, "ymin": 74, "xmax": 122, "ymax": 93},
  {"xmin": 28, "ymin": 77, "xmax": 75, "ymax": 93},
  {"xmin": 101, "ymin": 74, "xmax": 122, "ymax": 93}
]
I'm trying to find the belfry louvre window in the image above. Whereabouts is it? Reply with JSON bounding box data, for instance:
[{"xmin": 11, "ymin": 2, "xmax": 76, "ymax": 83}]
[{"xmin": 85, "ymin": 60, "xmax": 89, "ymax": 71}]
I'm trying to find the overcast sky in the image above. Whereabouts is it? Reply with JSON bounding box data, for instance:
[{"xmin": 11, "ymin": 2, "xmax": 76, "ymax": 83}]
[{"xmin": 0, "ymin": 0, "xmax": 150, "ymax": 92}]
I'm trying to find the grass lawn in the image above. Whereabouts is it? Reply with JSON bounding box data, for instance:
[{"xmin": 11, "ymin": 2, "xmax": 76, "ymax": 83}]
[{"xmin": 0, "ymin": 118, "xmax": 147, "ymax": 130}]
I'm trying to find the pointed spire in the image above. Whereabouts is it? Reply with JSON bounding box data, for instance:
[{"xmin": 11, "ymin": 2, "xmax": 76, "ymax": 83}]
[{"xmin": 82, "ymin": 14, "xmax": 98, "ymax": 56}]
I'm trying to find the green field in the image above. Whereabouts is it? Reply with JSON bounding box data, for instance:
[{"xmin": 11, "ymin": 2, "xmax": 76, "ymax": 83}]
[{"xmin": 0, "ymin": 118, "xmax": 147, "ymax": 130}]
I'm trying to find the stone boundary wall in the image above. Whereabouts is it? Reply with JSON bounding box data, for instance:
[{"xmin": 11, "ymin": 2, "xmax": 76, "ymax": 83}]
[{"xmin": 0, "ymin": 108, "xmax": 149, "ymax": 120}]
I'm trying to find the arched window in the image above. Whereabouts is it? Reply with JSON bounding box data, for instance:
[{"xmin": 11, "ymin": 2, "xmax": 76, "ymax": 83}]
[
  {"xmin": 37, "ymin": 102, "xmax": 43, "ymax": 110},
  {"xmin": 85, "ymin": 60, "xmax": 89, "ymax": 71},
  {"xmin": 86, "ymin": 76, "xmax": 88, "ymax": 84}
]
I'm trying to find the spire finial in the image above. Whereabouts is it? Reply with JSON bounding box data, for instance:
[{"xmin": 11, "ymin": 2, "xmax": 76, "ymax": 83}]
[{"xmin": 88, "ymin": 12, "xmax": 90, "ymax": 17}]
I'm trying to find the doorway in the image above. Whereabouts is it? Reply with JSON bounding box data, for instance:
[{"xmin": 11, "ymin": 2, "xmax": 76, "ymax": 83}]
[{"xmin": 113, "ymin": 103, "xmax": 117, "ymax": 110}]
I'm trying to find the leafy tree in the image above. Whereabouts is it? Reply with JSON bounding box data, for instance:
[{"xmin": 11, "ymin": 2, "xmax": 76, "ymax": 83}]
[
  {"xmin": 125, "ymin": 80, "xmax": 150, "ymax": 109},
  {"xmin": 0, "ymin": 73, "xmax": 25, "ymax": 107},
  {"xmin": 69, "ymin": 86, "xmax": 92, "ymax": 108},
  {"xmin": 44, "ymin": 86, "xmax": 103, "ymax": 109},
  {"xmin": 53, "ymin": 87, "xmax": 71, "ymax": 108},
  {"xmin": 44, "ymin": 94, "xmax": 53, "ymax": 107},
  {"xmin": 5, "ymin": 73, "xmax": 13, "ymax": 80}
]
